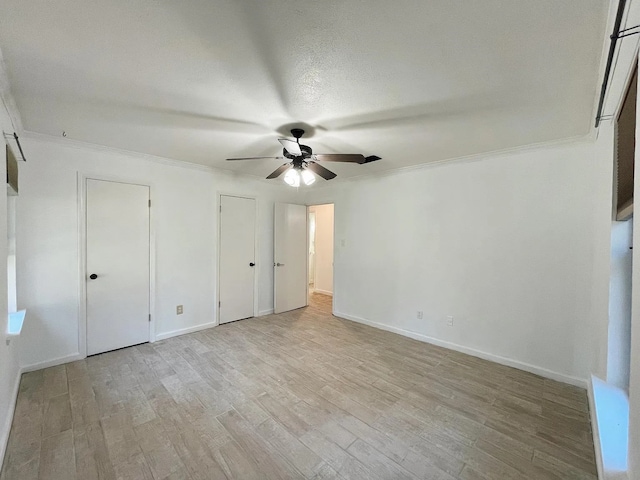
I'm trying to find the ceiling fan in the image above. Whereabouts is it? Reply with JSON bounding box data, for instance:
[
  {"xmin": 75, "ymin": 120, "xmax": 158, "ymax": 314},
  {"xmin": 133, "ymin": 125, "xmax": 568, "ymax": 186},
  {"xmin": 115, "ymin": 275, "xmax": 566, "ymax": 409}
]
[{"xmin": 226, "ymin": 128, "xmax": 381, "ymax": 186}]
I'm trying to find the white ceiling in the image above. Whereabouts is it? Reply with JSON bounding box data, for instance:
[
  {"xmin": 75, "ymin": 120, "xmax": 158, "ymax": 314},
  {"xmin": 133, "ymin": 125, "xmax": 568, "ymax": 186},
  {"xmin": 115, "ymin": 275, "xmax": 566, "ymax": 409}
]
[{"xmin": 0, "ymin": 0, "xmax": 608, "ymax": 180}]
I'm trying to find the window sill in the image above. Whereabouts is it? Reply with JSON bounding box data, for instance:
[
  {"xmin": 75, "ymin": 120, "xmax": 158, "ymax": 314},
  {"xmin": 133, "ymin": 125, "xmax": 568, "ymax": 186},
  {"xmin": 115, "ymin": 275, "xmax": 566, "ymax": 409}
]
[
  {"xmin": 6, "ymin": 309, "xmax": 25, "ymax": 345},
  {"xmin": 589, "ymin": 375, "xmax": 629, "ymax": 480}
]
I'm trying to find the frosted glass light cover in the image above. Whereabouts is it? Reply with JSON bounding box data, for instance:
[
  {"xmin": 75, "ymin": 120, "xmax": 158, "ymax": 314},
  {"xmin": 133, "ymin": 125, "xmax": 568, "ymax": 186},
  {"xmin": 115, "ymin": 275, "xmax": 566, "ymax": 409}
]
[
  {"xmin": 301, "ymin": 169, "xmax": 316, "ymax": 185},
  {"xmin": 284, "ymin": 168, "xmax": 300, "ymax": 187}
]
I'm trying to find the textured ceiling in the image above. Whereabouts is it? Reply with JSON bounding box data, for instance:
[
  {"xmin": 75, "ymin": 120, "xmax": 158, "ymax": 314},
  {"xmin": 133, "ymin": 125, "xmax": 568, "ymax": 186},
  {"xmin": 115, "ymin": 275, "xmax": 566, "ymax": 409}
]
[{"xmin": 0, "ymin": 0, "xmax": 608, "ymax": 180}]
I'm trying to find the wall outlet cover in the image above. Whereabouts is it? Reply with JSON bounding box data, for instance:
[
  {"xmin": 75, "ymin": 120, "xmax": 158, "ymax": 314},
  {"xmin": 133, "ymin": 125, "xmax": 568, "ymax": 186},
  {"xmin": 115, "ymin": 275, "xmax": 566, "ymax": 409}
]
[{"xmin": 177, "ymin": 305, "xmax": 184, "ymax": 315}]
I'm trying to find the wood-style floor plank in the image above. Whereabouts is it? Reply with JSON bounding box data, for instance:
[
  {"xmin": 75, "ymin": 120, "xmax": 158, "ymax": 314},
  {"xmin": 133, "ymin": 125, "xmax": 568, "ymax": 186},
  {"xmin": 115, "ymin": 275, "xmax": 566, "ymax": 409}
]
[{"xmin": 1, "ymin": 293, "xmax": 596, "ymax": 479}]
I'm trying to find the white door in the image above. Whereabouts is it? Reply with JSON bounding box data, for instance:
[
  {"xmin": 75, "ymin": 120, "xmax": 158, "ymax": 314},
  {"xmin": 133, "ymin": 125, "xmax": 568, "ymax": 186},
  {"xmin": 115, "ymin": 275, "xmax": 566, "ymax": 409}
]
[
  {"xmin": 219, "ymin": 195, "xmax": 256, "ymax": 324},
  {"xmin": 274, "ymin": 203, "xmax": 308, "ymax": 314},
  {"xmin": 86, "ymin": 179, "xmax": 150, "ymax": 356}
]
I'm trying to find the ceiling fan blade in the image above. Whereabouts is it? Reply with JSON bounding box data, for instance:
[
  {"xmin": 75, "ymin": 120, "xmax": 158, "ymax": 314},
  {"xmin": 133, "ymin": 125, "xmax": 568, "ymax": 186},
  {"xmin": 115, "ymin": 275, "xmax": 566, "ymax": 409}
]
[
  {"xmin": 363, "ymin": 155, "xmax": 382, "ymax": 163},
  {"xmin": 266, "ymin": 163, "xmax": 292, "ymax": 179},
  {"xmin": 307, "ymin": 161, "xmax": 337, "ymax": 180},
  {"xmin": 226, "ymin": 156, "xmax": 284, "ymax": 161},
  {"xmin": 313, "ymin": 154, "xmax": 366, "ymax": 163},
  {"xmin": 278, "ymin": 138, "xmax": 302, "ymax": 156}
]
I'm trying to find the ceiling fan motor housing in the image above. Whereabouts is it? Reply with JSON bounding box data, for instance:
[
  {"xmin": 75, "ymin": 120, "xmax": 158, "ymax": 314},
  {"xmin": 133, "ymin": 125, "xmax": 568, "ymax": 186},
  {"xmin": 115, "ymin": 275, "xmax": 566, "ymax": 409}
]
[{"xmin": 283, "ymin": 144, "xmax": 313, "ymax": 160}]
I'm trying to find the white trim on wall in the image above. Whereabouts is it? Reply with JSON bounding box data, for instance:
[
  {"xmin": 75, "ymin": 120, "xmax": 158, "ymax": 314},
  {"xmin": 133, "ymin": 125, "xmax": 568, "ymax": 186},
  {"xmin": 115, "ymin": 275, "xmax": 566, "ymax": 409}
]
[
  {"xmin": 22, "ymin": 353, "xmax": 84, "ymax": 373},
  {"xmin": 155, "ymin": 321, "xmax": 218, "ymax": 341},
  {"xmin": 313, "ymin": 289, "xmax": 333, "ymax": 297},
  {"xmin": 25, "ymin": 131, "xmax": 213, "ymax": 174},
  {"xmin": 305, "ymin": 135, "xmax": 594, "ymax": 193},
  {"xmin": 2, "ymin": 347, "xmax": 87, "ymax": 465},
  {"xmin": 77, "ymin": 173, "xmax": 157, "ymax": 358},
  {"xmin": 335, "ymin": 311, "xmax": 588, "ymax": 388},
  {"xmin": 0, "ymin": 366, "xmax": 21, "ymax": 474}
]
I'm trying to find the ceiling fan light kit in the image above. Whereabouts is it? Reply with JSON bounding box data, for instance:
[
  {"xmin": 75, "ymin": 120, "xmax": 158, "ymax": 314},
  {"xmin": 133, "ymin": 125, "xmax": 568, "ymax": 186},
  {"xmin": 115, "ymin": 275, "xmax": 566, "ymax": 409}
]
[
  {"xmin": 283, "ymin": 166, "xmax": 316, "ymax": 187},
  {"xmin": 226, "ymin": 128, "xmax": 381, "ymax": 187},
  {"xmin": 284, "ymin": 168, "xmax": 300, "ymax": 187},
  {"xmin": 301, "ymin": 169, "xmax": 315, "ymax": 185}
]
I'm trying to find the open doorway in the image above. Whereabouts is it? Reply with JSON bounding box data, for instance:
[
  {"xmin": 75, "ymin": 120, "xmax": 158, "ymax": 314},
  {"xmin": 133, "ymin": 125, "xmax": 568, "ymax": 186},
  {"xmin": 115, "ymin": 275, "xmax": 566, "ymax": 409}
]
[{"xmin": 308, "ymin": 204, "xmax": 334, "ymax": 311}]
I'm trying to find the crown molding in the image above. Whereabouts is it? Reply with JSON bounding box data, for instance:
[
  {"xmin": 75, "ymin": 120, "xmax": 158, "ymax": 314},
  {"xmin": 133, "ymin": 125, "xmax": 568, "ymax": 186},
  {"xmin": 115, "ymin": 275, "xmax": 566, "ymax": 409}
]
[
  {"xmin": 20, "ymin": 130, "xmax": 268, "ymax": 181},
  {"xmin": 20, "ymin": 129, "xmax": 593, "ymax": 190},
  {"xmin": 306, "ymin": 132, "xmax": 595, "ymax": 193}
]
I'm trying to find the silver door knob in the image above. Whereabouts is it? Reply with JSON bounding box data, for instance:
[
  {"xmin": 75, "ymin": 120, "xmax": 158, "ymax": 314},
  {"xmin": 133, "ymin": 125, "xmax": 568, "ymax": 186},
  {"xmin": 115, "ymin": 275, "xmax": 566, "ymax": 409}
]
[{"xmin": 275, "ymin": 263, "xmax": 285, "ymax": 267}]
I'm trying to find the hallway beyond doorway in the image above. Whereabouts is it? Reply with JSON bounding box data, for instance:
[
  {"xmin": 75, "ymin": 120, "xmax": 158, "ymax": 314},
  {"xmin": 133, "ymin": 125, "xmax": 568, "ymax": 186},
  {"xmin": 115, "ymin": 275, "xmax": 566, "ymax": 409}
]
[{"xmin": 308, "ymin": 204, "xmax": 334, "ymax": 301}]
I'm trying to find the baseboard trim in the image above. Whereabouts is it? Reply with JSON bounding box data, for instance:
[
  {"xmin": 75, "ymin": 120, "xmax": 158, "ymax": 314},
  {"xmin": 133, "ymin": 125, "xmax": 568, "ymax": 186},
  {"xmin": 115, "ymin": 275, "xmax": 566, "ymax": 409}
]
[
  {"xmin": 313, "ymin": 289, "xmax": 333, "ymax": 297},
  {"xmin": 155, "ymin": 321, "xmax": 218, "ymax": 341},
  {"xmin": 0, "ymin": 366, "xmax": 22, "ymax": 473},
  {"xmin": 21, "ymin": 353, "xmax": 84, "ymax": 373},
  {"xmin": 588, "ymin": 375, "xmax": 630, "ymax": 480},
  {"xmin": 258, "ymin": 309, "xmax": 274, "ymax": 316},
  {"xmin": 588, "ymin": 375, "xmax": 605, "ymax": 480},
  {"xmin": 334, "ymin": 311, "xmax": 587, "ymax": 388}
]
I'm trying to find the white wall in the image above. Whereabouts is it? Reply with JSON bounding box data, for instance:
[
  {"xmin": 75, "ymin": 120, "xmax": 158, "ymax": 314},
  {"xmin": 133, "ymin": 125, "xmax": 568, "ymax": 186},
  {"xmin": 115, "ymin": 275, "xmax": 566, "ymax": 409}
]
[
  {"xmin": 15, "ymin": 136, "xmax": 297, "ymax": 369},
  {"xmin": 310, "ymin": 204, "xmax": 334, "ymax": 296},
  {"xmin": 306, "ymin": 139, "xmax": 612, "ymax": 385}
]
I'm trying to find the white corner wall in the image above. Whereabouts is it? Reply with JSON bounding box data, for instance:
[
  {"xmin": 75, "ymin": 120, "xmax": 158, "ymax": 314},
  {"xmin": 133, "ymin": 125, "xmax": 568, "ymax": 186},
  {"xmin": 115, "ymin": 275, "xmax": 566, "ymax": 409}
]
[
  {"xmin": 306, "ymin": 139, "xmax": 612, "ymax": 385},
  {"xmin": 311, "ymin": 203, "xmax": 334, "ymax": 296},
  {"xmin": 15, "ymin": 136, "xmax": 298, "ymax": 370},
  {"xmin": 0, "ymin": 137, "xmax": 18, "ymax": 469}
]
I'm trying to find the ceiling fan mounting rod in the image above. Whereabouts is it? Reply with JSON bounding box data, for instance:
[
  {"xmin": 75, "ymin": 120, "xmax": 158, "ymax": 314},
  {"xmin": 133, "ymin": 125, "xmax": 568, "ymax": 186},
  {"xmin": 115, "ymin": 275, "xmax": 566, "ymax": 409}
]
[{"xmin": 291, "ymin": 128, "xmax": 305, "ymax": 140}]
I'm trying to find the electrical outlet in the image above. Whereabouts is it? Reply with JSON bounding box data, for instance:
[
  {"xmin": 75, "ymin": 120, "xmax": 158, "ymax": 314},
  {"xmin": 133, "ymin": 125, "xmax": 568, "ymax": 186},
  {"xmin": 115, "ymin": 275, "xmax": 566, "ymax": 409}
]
[
  {"xmin": 446, "ymin": 315, "xmax": 453, "ymax": 326},
  {"xmin": 340, "ymin": 239, "xmax": 346, "ymax": 247},
  {"xmin": 177, "ymin": 305, "xmax": 183, "ymax": 315},
  {"xmin": 417, "ymin": 311, "xmax": 423, "ymax": 320}
]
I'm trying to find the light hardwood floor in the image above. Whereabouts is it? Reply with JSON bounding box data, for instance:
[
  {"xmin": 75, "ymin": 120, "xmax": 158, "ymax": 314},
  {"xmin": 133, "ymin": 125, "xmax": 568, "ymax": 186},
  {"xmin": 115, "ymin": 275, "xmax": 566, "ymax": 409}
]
[{"xmin": 1, "ymin": 293, "xmax": 596, "ymax": 479}]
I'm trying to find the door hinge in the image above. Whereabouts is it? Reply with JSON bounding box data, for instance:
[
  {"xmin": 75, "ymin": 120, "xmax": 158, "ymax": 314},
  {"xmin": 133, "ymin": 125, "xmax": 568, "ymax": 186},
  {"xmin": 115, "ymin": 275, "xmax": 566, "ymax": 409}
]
[
  {"xmin": 219, "ymin": 301, "xmax": 221, "ymax": 307},
  {"xmin": 148, "ymin": 314, "xmax": 151, "ymax": 322},
  {"xmin": 148, "ymin": 199, "xmax": 151, "ymax": 207},
  {"xmin": 219, "ymin": 205, "xmax": 222, "ymax": 212}
]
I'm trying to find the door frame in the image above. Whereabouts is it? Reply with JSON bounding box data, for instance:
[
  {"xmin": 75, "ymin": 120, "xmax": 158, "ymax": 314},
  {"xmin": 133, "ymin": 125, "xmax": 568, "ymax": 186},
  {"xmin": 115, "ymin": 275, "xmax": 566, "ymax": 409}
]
[
  {"xmin": 77, "ymin": 173, "xmax": 156, "ymax": 358},
  {"xmin": 216, "ymin": 193, "xmax": 258, "ymax": 324},
  {"xmin": 306, "ymin": 203, "xmax": 335, "ymax": 314},
  {"xmin": 308, "ymin": 210, "xmax": 317, "ymax": 292}
]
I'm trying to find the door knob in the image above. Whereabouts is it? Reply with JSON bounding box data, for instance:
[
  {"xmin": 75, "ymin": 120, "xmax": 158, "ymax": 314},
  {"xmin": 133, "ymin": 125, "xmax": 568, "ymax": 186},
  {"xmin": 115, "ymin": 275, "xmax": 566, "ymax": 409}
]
[
  {"xmin": 276, "ymin": 263, "xmax": 285, "ymax": 267},
  {"xmin": 249, "ymin": 262, "xmax": 255, "ymax": 267},
  {"xmin": 89, "ymin": 274, "xmax": 98, "ymax": 280}
]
